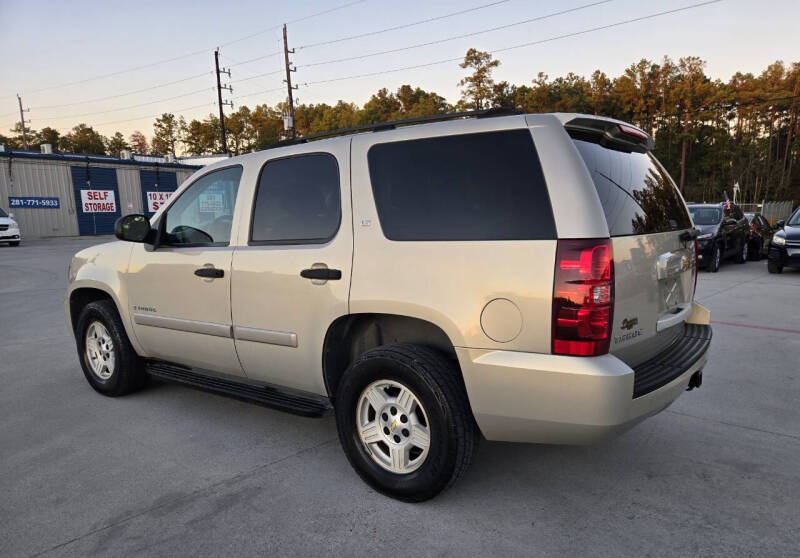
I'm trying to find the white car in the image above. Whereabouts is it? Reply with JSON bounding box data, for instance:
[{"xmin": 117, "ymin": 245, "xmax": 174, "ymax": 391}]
[{"xmin": 0, "ymin": 207, "xmax": 21, "ymax": 246}]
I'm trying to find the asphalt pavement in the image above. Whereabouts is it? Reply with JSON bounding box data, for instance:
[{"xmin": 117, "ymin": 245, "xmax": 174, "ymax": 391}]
[{"xmin": 1, "ymin": 236, "xmax": 798, "ymax": 557}]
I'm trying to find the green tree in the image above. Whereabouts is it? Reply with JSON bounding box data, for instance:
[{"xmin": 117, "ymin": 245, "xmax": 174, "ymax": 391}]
[
  {"xmin": 151, "ymin": 113, "xmax": 182, "ymax": 155},
  {"xmin": 105, "ymin": 132, "xmax": 130, "ymax": 157},
  {"xmin": 59, "ymin": 124, "xmax": 106, "ymax": 155},
  {"xmin": 458, "ymin": 49, "xmax": 500, "ymax": 110},
  {"xmin": 181, "ymin": 115, "xmax": 220, "ymax": 155},
  {"xmin": 225, "ymin": 106, "xmax": 254, "ymax": 154}
]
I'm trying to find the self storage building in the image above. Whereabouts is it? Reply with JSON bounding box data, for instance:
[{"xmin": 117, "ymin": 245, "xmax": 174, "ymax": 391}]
[{"xmin": 0, "ymin": 147, "xmax": 201, "ymax": 238}]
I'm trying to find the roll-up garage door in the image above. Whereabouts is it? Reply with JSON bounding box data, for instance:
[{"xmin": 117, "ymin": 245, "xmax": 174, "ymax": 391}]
[
  {"xmin": 71, "ymin": 166, "xmax": 121, "ymax": 235},
  {"xmin": 140, "ymin": 169, "xmax": 178, "ymax": 217}
]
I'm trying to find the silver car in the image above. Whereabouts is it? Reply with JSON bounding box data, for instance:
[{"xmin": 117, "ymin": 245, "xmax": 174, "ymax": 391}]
[{"xmin": 66, "ymin": 110, "xmax": 711, "ymax": 501}]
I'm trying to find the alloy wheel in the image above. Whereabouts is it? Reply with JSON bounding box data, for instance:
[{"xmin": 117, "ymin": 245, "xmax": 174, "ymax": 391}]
[
  {"xmin": 356, "ymin": 379, "xmax": 431, "ymax": 474},
  {"xmin": 85, "ymin": 321, "xmax": 115, "ymax": 380}
]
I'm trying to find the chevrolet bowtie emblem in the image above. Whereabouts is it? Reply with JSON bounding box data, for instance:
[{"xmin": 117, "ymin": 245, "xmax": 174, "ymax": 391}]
[{"xmin": 390, "ymin": 419, "xmax": 398, "ymax": 432}]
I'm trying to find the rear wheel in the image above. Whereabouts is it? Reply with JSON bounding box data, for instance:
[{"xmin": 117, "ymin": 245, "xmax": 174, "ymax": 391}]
[
  {"xmin": 335, "ymin": 343, "xmax": 477, "ymax": 502},
  {"xmin": 736, "ymin": 238, "xmax": 748, "ymax": 263},
  {"xmin": 768, "ymin": 260, "xmax": 783, "ymax": 274},
  {"xmin": 75, "ymin": 300, "xmax": 146, "ymax": 396},
  {"xmin": 749, "ymin": 239, "xmax": 762, "ymax": 261},
  {"xmin": 710, "ymin": 244, "xmax": 722, "ymax": 272}
]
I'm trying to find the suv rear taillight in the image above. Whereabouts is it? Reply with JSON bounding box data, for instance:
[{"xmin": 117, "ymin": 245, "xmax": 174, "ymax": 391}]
[{"xmin": 552, "ymin": 239, "xmax": 614, "ymax": 356}]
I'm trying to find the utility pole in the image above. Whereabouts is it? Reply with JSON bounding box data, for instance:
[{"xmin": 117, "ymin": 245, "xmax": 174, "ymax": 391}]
[
  {"xmin": 214, "ymin": 48, "xmax": 233, "ymax": 154},
  {"xmin": 282, "ymin": 24, "xmax": 298, "ymax": 138},
  {"xmin": 16, "ymin": 94, "xmax": 30, "ymax": 150}
]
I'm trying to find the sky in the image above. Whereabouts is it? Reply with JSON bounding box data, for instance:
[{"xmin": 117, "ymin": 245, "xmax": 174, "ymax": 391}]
[{"xmin": 1, "ymin": 0, "xmax": 799, "ymax": 140}]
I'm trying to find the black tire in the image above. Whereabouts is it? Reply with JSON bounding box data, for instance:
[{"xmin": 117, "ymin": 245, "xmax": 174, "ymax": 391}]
[
  {"xmin": 335, "ymin": 343, "xmax": 478, "ymax": 502},
  {"xmin": 710, "ymin": 244, "xmax": 722, "ymax": 272},
  {"xmin": 749, "ymin": 239, "xmax": 762, "ymax": 261},
  {"xmin": 75, "ymin": 300, "xmax": 146, "ymax": 396},
  {"xmin": 736, "ymin": 238, "xmax": 748, "ymax": 263},
  {"xmin": 9, "ymin": 241, "xmax": 20, "ymax": 247},
  {"xmin": 768, "ymin": 260, "xmax": 783, "ymax": 274}
]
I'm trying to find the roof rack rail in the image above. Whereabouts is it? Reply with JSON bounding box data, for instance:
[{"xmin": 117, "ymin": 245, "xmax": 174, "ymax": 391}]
[{"xmin": 271, "ymin": 107, "xmax": 523, "ymax": 148}]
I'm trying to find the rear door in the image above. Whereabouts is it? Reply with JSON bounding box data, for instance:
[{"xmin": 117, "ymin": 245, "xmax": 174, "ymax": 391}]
[
  {"xmin": 229, "ymin": 144, "xmax": 352, "ymax": 396},
  {"xmin": 571, "ymin": 138, "xmax": 695, "ymax": 367}
]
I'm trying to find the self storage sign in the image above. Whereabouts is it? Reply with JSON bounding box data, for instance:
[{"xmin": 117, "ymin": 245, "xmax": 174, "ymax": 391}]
[
  {"xmin": 80, "ymin": 190, "xmax": 117, "ymax": 213},
  {"xmin": 146, "ymin": 191, "xmax": 173, "ymax": 212}
]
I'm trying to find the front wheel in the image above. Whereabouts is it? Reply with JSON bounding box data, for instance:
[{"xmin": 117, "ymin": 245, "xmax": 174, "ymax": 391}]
[
  {"xmin": 768, "ymin": 260, "xmax": 783, "ymax": 274},
  {"xmin": 335, "ymin": 343, "xmax": 478, "ymax": 502},
  {"xmin": 9, "ymin": 241, "xmax": 20, "ymax": 247},
  {"xmin": 75, "ymin": 300, "xmax": 146, "ymax": 396}
]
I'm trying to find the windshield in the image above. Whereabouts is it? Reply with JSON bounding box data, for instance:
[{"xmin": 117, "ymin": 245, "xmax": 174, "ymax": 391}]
[
  {"xmin": 0, "ymin": 207, "xmax": 7, "ymax": 218},
  {"xmin": 689, "ymin": 207, "xmax": 721, "ymax": 226},
  {"xmin": 788, "ymin": 208, "xmax": 800, "ymax": 227}
]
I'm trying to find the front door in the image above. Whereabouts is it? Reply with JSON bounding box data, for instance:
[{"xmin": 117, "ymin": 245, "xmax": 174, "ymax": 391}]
[
  {"xmin": 127, "ymin": 165, "xmax": 244, "ymax": 376},
  {"xmin": 230, "ymin": 145, "xmax": 352, "ymax": 395}
]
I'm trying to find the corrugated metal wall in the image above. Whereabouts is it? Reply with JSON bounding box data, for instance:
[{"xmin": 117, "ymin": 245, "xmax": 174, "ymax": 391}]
[
  {"xmin": 0, "ymin": 155, "xmax": 201, "ymax": 238},
  {"xmin": 176, "ymin": 169, "xmax": 196, "ymax": 187},
  {"xmin": 0, "ymin": 158, "xmax": 80, "ymax": 237},
  {"xmin": 117, "ymin": 167, "xmax": 144, "ymax": 215}
]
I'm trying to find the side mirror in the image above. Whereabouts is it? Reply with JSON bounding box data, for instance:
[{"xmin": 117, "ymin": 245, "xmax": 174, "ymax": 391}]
[
  {"xmin": 114, "ymin": 214, "xmax": 153, "ymax": 243},
  {"xmin": 774, "ymin": 220, "xmax": 785, "ymax": 230},
  {"xmin": 8, "ymin": 212, "xmax": 14, "ymax": 219}
]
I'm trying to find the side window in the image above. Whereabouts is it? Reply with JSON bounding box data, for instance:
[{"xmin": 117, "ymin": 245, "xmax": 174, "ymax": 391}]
[
  {"xmin": 367, "ymin": 130, "xmax": 556, "ymax": 241},
  {"xmin": 250, "ymin": 153, "xmax": 341, "ymax": 244},
  {"xmin": 164, "ymin": 166, "xmax": 242, "ymax": 246}
]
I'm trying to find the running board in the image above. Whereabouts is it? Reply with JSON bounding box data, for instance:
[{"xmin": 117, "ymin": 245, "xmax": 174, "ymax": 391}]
[{"xmin": 145, "ymin": 361, "xmax": 333, "ymax": 418}]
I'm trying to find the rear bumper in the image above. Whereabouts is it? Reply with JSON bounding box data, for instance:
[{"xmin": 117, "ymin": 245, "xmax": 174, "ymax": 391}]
[{"xmin": 458, "ymin": 324, "xmax": 711, "ymax": 445}]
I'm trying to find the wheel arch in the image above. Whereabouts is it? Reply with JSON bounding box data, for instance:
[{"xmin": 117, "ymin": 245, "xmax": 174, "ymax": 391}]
[
  {"xmin": 67, "ymin": 282, "xmax": 144, "ymax": 356},
  {"xmin": 322, "ymin": 313, "xmax": 459, "ymax": 400}
]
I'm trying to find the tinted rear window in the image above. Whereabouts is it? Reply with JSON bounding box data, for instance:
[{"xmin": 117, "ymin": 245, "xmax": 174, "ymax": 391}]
[
  {"xmin": 250, "ymin": 153, "xmax": 340, "ymax": 244},
  {"xmin": 367, "ymin": 129, "xmax": 555, "ymax": 241},
  {"xmin": 572, "ymin": 139, "xmax": 692, "ymax": 237},
  {"xmin": 689, "ymin": 206, "xmax": 722, "ymax": 226}
]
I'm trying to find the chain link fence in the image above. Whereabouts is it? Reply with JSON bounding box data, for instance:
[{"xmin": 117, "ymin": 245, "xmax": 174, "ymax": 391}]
[{"xmin": 738, "ymin": 201, "xmax": 796, "ymax": 224}]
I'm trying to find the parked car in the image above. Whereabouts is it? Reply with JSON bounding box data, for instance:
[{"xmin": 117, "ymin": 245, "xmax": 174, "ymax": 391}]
[
  {"xmin": 688, "ymin": 202, "xmax": 749, "ymax": 271},
  {"xmin": 66, "ymin": 111, "xmax": 711, "ymax": 501},
  {"xmin": 768, "ymin": 206, "xmax": 800, "ymax": 273},
  {"xmin": 744, "ymin": 212, "xmax": 773, "ymax": 260},
  {"xmin": 0, "ymin": 207, "xmax": 21, "ymax": 246}
]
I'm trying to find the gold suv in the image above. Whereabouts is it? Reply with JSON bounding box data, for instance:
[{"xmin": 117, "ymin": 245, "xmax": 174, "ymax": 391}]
[{"xmin": 66, "ymin": 111, "xmax": 711, "ymax": 501}]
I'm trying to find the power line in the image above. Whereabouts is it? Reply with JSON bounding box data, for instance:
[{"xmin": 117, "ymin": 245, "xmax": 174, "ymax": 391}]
[
  {"xmin": 221, "ymin": 0, "xmax": 368, "ymax": 48},
  {"xmin": 299, "ymin": 0, "xmax": 613, "ymax": 69},
  {"xmin": 304, "ymin": 0, "xmax": 724, "ymax": 87},
  {"xmin": 44, "ymin": 87, "xmax": 214, "ymax": 121},
  {"xmin": 233, "ymin": 86, "xmax": 287, "ymax": 101},
  {"xmin": 3, "ymin": 0, "xmax": 368, "ymax": 100},
  {"xmin": 93, "ymin": 102, "xmax": 216, "ymax": 127},
  {"xmin": 297, "ymin": 0, "xmax": 515, "ymax": 50},
  {"xmin": 32, "ymin": 72, "xmax": 213, "ymax": 111}
]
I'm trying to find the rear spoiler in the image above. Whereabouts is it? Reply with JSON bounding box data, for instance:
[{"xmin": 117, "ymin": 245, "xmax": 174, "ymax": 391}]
[{"xmin": 564, "ymin": 117, "xmax": 654, "ymax": 153}]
